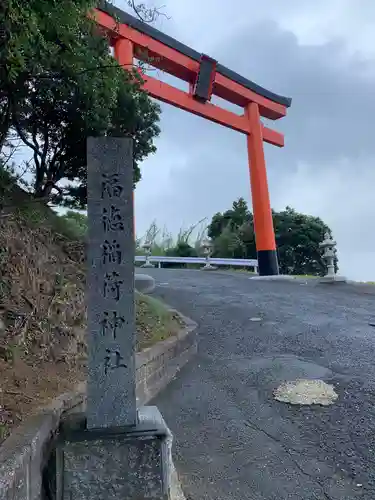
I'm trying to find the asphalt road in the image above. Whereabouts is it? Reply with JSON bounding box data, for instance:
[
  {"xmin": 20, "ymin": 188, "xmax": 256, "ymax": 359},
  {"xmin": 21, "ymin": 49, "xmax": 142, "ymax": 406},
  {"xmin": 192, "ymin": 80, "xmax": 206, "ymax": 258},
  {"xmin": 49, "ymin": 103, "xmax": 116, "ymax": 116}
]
[{"xmin": 146, "ymin": 269, "xmax": 375, "ymax": 500}]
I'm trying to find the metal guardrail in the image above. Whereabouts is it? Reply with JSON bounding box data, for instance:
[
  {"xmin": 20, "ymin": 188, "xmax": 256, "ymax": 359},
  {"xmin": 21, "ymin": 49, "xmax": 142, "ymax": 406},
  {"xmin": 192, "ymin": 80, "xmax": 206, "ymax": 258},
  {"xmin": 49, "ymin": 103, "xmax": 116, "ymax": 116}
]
[{"xmin": 135, "ymin": 255, "xmax": 258, "ymax": 271}]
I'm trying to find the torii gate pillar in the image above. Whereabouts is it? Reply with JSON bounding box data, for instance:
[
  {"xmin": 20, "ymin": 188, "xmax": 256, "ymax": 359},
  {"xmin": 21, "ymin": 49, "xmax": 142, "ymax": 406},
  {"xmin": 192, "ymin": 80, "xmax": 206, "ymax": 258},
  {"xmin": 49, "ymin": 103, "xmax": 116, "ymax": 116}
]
[{"xmin": 245, "ymin": 102, "xmax": 278, "ymax": 275}]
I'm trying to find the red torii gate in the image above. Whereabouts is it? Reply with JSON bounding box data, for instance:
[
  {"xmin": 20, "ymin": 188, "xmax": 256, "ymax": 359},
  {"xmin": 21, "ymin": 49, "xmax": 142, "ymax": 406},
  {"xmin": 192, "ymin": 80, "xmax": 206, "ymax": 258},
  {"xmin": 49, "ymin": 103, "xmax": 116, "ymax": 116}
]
[{"xmin": 93, "ymin": 1, "xmax": 292, "ymax": 276}]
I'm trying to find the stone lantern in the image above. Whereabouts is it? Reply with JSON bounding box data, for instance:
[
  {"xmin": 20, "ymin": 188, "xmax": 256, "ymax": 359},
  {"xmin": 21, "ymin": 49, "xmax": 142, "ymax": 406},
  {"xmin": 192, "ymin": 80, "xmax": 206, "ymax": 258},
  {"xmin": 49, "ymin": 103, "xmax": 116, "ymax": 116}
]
[
  {"xmin": 141, "ymin": 240, "xmax": 154, "ymax": 268},
  {"xmin": 319, "ymin": 232, "xmax": 346, "ymax": 283},
  {"xmin": 201, "ymin": 238, "xmax": 216, "ymax": 271}
]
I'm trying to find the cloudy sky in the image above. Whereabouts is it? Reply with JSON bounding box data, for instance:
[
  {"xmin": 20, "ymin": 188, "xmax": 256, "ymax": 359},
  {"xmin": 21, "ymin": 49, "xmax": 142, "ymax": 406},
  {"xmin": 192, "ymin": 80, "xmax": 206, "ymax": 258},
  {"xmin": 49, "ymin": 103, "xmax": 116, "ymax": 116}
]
[{"xmin": 111, "ymin": 0, "xmax": 375, "ymax": 281}]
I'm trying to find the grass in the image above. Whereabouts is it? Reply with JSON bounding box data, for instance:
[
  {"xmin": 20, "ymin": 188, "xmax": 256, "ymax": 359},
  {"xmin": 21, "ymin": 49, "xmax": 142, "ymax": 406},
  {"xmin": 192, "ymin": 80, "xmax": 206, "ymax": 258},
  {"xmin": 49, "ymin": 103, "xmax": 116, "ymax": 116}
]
[
  {"xmin": 0, "ymin": 424, "xmax": 8, "ymax": 441},
  {"xmin": 15, "ymin": 198, "xmax": 85, "ymax": 241},
  {"xmin": 136, "ymin": 219, "xmax": 207, "ymax": 256},
  {"xmin": 0, "ymin": 174, "xmax": 185, "ymax": 442},
  {"xmin": 135, "ymin": 293, "xmax": 183, "ymax": 351}
]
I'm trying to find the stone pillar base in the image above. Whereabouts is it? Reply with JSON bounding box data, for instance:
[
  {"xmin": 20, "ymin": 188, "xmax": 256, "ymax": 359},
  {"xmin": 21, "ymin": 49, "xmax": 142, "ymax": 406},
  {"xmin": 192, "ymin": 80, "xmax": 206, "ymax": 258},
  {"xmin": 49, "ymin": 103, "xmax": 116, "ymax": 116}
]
[
  {"xmin": 141, "ymin": 262, "xmax": 155, "ymax": 269},
  {"xmin": 201, "ymin": 264, "xmax": 217, "ymax": 271},
  {"xmin": 320, "ymin": 275, "xmax": 347, "ymax": 283},
  {"xmin": 57, "ymin": 406, "xmax": 172, "ymax": 500}
]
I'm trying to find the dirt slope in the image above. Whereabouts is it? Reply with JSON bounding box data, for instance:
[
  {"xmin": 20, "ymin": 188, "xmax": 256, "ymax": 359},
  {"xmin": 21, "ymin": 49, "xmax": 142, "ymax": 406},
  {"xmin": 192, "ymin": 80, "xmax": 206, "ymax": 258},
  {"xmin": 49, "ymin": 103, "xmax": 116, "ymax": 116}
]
[{"xmin": 0, "ymin": 180, "xmax": 181, "ymax": 441}]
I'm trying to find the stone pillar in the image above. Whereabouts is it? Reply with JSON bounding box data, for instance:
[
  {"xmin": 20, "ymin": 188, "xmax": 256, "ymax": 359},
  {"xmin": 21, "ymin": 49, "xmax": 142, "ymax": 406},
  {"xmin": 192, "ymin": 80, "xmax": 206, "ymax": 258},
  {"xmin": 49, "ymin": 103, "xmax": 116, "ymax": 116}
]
[
  {"xmin": 85, "ymin": 137, "xmax": 136, "ymax": 428},
  {"xmin": 141, "ymin": 240, "xmax": 155, "ymax": 268},
  {"xmin": 56, "ymin": 138, "xmax": 171, "ymax": 500},
  {"xmin": 319, "ymin": 232, "xmax": 346, "ymax": 283},
  {"xmin": 200, "ymin": 238, "xmax": 216, "ymax": 271}
]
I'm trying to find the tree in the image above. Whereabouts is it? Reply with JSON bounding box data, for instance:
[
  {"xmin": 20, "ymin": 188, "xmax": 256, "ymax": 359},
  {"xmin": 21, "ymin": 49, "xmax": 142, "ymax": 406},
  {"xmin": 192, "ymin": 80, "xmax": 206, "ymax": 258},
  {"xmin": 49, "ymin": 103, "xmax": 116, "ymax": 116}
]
[
  {"xmin": 1, "ymin": 0, "xmax": 97, "ymax": 152},
  {"xmin": 208, "ymin": 198, "xmax": 338, "ymax": 276},
  {"xmin": 1, "ymin": 0, "xmax": 161, "ymax": 207},
  {"xmin": 166, "ymin": 242, "xmax": 197, "ymax": 258},
  {"xmin": 237, "ymin": 220, "xmax": 256, "ymax": 258},
  {"xmin": 0, "ymin": 0, "xmax": 165, "ymax": 148},
  {"xmin": 23, "ymin": 63, "xmax": 161, "ymax": 207},
  {"xmin": 212, "ymin": 225, "xmax": 246, "ymax": 259},
  {"xmin": 207, "ymin": 212, "xmax": 226, "ymax": 240},
  {"xmin": 230, "ymin": 197, "xmax": 250, "ymax": 228},
  {"xmin": 162, "ymin": 242, "xmax": 197, "ymax": 268},
  {"xmin": 208, "ymin": 197, "xmax": 251, "ymax": 239},
  {"xmin": 273, "ymin": 206, "xmax": 336, "ymax": 275}
]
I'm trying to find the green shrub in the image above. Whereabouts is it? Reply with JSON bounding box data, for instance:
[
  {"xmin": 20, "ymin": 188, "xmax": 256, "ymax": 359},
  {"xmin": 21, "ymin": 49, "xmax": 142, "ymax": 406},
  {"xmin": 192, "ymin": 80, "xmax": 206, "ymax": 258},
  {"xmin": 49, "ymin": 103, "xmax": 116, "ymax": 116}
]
[{"xmin": 58, "ymin": 211, "xmax": 87, "ymax": 240}]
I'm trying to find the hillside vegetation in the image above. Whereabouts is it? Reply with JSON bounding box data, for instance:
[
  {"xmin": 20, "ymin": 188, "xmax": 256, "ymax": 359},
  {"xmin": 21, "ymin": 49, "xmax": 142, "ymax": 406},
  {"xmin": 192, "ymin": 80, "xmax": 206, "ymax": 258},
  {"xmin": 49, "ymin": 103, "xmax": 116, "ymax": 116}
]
[
  {"xmin": 0, "ymin": 171, "xmax": 182, "ymax": 441},
  {"xmin": 63, "ymin": 198, "xmax": 338, "ymax": 277}
]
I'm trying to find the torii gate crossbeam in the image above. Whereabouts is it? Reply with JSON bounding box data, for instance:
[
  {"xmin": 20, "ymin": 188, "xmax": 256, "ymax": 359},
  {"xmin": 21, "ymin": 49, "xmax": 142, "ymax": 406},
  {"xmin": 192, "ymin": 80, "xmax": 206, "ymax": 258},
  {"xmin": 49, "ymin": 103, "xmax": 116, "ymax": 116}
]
[{"xmin": 93, "ymin": 1, "xmax": 292, "ymax": 276}]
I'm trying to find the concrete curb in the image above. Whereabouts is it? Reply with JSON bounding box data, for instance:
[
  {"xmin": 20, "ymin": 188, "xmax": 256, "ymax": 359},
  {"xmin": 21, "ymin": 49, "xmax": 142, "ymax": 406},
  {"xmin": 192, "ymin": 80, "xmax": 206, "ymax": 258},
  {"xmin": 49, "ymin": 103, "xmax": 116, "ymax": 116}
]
[
  {"xmin": 136, "ymin": 308, "xmax": 198, "ymax": 407},
  {"xmin": 0, "ymin": 304, "xmax": 197, "ymax": 500},
  {"xmin": 250, "ymin": 275, "xmax": 296, "ymax": 281},
  {"xmin": 246, "ymin": 273, "xmax": 375, "ymax": 291}
]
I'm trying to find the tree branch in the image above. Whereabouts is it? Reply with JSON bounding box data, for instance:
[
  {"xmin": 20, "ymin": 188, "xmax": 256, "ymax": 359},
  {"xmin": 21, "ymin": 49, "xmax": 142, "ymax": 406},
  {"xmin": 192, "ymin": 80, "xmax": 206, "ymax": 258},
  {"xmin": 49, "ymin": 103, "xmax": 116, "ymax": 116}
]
[
  {"xmin": 11, "ymin": 98, "xmax": 42, "ymax": 159},
  {"xmin": 31, "ymin": 122, "xmax": 41, "ymax": 153},
  {"xmin": 33, "ymin": 62, "xmax": 157, "ymax": 82},
  {"xmin": 43, "ymin": 180, "xmax": 63, "ymax": 199},
  {"xmin": 47, "ymin": 142, "xmax": 64, "ymax": 182},
  {"xmin": 0, "ymin": 97, "xmax": 11, "ymax": 152},
  {"xmin": 127, "ymin": 0, "xmax": 170, "ymax": 23},
  {"xmin": 0, "ymin": 136, "xmax": 21, "ymax": 167},
  {"xmin": 40, "ymin": 122, "xmax": 50, "ymax": 170},
  {"xmin": 33, "ymin": 149, "xmax": 41, "ymax": 177},
  {"xmin": 13, "ymin": 119, "xmax": 41, "ymax": 159}
]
